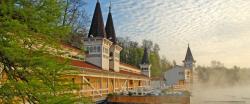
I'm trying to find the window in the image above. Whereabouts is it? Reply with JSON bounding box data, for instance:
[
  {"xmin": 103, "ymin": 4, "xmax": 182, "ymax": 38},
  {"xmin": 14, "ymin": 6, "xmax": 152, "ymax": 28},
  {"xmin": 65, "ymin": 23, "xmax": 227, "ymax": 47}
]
[
  {"xmin": 178, "ymin": 72, "xmax": 184, "ymax": 75},
  {"xmin": 93, "ymin": 46, "xmax": 97, "ymax": 52},
  {"xmin": 88, "ymin": 45, "xmax": 101, "ymax": 54},
  {"xmin": 129, "ymin": 80, "xmax": 133, "ymax": 85},
  {"xmin": 86, "ymin": 47, "xmax": 89, "ymax": 52},
  {"xmin": 97, "ymin": 46, "xmax": 101, "ymax": 52},
  {"xmin": 89, "ymin": 46, "xmax": 93, "ymax": 53},
  {"xmin": 110, "ymin": 52, "xmax": 114, "ymax": 57}
]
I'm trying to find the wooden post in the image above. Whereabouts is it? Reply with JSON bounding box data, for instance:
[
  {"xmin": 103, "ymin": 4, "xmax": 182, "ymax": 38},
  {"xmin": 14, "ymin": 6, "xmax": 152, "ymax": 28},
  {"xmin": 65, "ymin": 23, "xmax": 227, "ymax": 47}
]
[
  {"xmin": 127, "ymin": 80, "xmax": 129, "ymax": 90},
  {"xmin": 107, "ymin": 78, "xmax": 109, "ymax": 94},
  {"xmin": 113, "ymin": 78, "xmax": 116, "ymax": 93},
  {"xmin": 80, "ymin": 76, "xmax": 84, "ymax": 97},
  {"xmin": 133, "ymin": 80, "xmax": 135, "ymax": 90},
  {"xmin": 100, "ymin": 77, "xmax": 103, "ymax": 96}
]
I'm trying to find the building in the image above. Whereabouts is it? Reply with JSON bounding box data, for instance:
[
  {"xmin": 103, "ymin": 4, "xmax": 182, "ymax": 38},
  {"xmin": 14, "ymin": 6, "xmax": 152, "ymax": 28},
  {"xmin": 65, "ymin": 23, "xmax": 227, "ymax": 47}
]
[
  {"xmin": 64, "ymin": 1, "xmax": 151, "ymax": 100},
  {"xmin": 0, "ymin": 1, "xmax": 151, "ymax": 102},
  {"xmin": 164, "ymin": 44, "xmax": 195, "ymax": 91},
  {"xmin": 165, "ymin": 65, "xmax": 185, "ymax": 90}
]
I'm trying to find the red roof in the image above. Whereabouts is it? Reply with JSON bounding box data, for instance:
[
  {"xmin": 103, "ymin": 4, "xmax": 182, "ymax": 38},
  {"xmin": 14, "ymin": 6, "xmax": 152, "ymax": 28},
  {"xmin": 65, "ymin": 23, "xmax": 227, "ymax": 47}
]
[
  {"xmin": 120, "ymin": 63, "xmax": 140, "ymax": 70},
  {"xmin": 69, "ymin": 59, "xmax": 148, "ymax": 78},
  {"xmin": 70, "ymin": 59, "xmax": 101, "ymax": 70},
  {"xmin": 61, "ymin": 43, "xmax": 83, "ymax": 53},
  {"xmin": 119, "ymin": 70, "xmax": 147, "ymax": 77},
  {"xmin": 60, "ymin": 43, "xmax": 147, "ymax": 78}
]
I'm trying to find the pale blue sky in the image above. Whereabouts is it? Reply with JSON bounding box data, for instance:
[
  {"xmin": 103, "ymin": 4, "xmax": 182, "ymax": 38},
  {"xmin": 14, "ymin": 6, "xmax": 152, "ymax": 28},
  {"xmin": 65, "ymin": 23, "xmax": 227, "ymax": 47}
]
[{"xmin": 85, "ymin": 0, "xmax": 250, "ymax": 68}]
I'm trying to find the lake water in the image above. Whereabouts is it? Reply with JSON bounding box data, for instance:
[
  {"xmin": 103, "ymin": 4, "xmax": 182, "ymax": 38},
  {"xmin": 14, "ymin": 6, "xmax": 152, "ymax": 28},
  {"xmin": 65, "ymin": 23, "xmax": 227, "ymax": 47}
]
[{"xmin": 191, "ymin": 84, "xmax": 250, "ymax": 104}]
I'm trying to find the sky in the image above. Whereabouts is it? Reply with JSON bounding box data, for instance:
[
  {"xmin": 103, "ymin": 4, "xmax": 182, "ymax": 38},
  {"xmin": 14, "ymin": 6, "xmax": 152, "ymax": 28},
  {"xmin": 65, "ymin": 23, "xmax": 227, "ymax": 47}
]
[{"xmin": 85, "ymin": 0, "xmax": 250, "ymax": 68}]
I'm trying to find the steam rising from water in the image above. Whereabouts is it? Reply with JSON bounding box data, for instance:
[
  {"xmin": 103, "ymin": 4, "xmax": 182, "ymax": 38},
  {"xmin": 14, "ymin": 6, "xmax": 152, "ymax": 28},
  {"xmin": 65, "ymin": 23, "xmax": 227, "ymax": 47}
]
[
  {"xmin": 192, "ymin": 84, "xmax": 250, "ymax": 104},
  {"xmin": 192, "ymin": 67, "xmax": 250, "ymax": 104}
]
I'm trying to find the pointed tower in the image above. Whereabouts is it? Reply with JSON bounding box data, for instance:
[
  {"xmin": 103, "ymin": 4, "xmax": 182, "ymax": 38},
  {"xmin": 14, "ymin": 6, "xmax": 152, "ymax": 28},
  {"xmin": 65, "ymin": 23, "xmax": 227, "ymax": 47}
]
[
  {"xmin": 88, "ymin": 0, "xmax": 106, "ymax": 38},
  {"xmin": 84, "ymin": 0, "xmax": 112, "ymax": 70},
  {"xmin": 183, "ymin": 44, "xmax": 195, "ymax": 91},
  {"xmin": 183, "ymin": 44, "xmax": 195, "ymax": 69},
  {"xmin": 140, "ymin": 47, "xmax": 151, "ymax": 77},
  {"xmin": 105, "ymin": 2, "xmax": 117, "ymax": 44},
  {"xmin": 105, "ymin": 2, "xmax": 122, "ymax": 72}
]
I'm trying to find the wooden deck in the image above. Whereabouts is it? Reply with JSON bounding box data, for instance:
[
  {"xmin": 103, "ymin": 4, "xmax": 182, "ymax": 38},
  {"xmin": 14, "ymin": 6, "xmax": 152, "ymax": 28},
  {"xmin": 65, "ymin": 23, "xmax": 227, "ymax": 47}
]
[{"xmin": 107, "ymin": 96, "xmax": 190, "ymax": 104}]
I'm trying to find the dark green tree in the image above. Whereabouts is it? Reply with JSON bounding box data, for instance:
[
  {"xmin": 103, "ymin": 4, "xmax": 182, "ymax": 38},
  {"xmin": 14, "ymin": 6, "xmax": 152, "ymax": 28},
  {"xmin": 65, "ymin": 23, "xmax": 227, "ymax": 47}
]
[{"xmin": 0, "ymin": 0, "xmax": 90, "ymax": 103}]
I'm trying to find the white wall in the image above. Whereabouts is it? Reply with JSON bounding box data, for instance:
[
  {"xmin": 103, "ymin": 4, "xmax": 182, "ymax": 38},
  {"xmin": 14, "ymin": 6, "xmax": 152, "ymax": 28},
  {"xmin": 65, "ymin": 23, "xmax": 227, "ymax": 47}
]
[
  {"xmin": 164, "ymin": 66, "xmax": 185, "ymax": 86},
  {"xmin": 84, "ymin": 38, "xmax": 112, "ymax": 70}
]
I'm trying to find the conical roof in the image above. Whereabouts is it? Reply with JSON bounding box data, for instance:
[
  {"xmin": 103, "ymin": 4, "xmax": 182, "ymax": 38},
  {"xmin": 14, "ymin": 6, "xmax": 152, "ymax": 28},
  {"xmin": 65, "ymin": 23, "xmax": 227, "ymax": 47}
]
[
  {"xmin": 88, "ymin": 1, "xmax": 106, "ymax": 38},
  {"xmin": 105, "ymin": 5, "xmax": 117, "ymax": 44},
  {"xmin": 184, "ymin": 44, "xmax": 194, "ymax": 62},
  {"xmin": 141, "ymin": 47, "xmax": 150, "ymax": 64}
]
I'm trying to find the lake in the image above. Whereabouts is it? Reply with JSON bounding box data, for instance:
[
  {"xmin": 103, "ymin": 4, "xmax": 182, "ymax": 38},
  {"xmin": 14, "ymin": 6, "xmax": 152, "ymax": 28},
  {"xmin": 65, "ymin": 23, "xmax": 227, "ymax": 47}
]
[{"xmin": 191, "ymin": 84, "xmax": 250, "ymax": 104}]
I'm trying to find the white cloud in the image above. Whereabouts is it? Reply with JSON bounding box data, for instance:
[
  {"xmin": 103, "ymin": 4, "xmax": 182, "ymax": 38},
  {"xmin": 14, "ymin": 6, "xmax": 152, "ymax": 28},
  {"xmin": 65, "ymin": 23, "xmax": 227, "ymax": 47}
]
[{"xmin": 99, "ymin": 0, "xmax": 250, "ymax": 67}]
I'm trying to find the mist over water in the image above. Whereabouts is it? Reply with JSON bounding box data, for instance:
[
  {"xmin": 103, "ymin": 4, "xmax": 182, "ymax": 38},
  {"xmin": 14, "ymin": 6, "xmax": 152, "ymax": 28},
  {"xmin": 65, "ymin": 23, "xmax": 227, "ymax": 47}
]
[
  {"xmin": 192, "ymin": 83, "xmax": 250, "ymax": 104},
  {"xmin": 192, "ymin": 65, "xmax": 250, "ymax": 104}
]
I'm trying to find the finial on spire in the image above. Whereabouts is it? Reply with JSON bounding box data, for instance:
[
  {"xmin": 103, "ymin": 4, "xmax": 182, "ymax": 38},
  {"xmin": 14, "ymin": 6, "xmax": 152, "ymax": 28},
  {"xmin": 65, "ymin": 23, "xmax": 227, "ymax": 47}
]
[
  {"xmin": 97, "ymin": 0, "xmax": 100, "ymax": 2},
  {"xmin": 105, "ymin": 0, "xmax": 117, "ymax": 44},
  {"xmin": 188, "ymin": 43, "xmax": 190, "ymax": 47},
  {"xmin": 109, "ymin": 0, "xmax": 112, "ymax": 13}
]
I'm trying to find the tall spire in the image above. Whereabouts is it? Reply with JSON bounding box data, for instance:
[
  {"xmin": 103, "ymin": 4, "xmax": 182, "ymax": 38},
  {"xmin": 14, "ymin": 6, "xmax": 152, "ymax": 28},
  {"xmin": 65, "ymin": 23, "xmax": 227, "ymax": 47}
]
[
  {"xmin": 141, "ymin": 47, "xmax": 150, "ymax": 64},
  {"xmin": 88, "ymin": 0, "xmax": 106, "ymax": 38},
  {"xmin": 105, "ymin": 1, "xmax": 117, "ymax": 44},
  {"xmin": 109, "ymin": 1, "xmax": 111, "ymax": 13},
  {"xmin": 184, "ymin": 44, "xmax": 194, "ymax": 62}
]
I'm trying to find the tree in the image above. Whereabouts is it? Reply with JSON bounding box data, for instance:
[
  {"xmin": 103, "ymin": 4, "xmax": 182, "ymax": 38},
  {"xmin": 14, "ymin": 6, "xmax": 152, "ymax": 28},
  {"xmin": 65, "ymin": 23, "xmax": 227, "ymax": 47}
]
[
  {"xmin": 61, "ymin": 0, "xmax": 89, "ymax": 33},
  {"xmin": 61, "ymin": 0, "xmax": 89, "ymax": 48},
  {"xmin": 0, "ymin": 0, "xmax": 89, "ymax": 103},
  {"xmin": 160, "ymin": 56, "xmax": 172, "ymax": 72},
  {"xmin": 142, "ymin": 39, "xmax": 153, "ymax": 51},
  {"xmin": 150, "ymin": 52, "xmax": 161, "ymax": 77},
  {"xmin": 211, "ymin": 60, "xmax": 224, "ymax": 68},
  {"xmin": 153, "ymin": 43, "xmax": 160, "ymax": 54},
  {"xmin": 196, "ymin": 61, "xmax": 246, "ymax": 86},
  {"xmin": 118, "ymin": 37, "xmax": 172, "ymax": 77}
]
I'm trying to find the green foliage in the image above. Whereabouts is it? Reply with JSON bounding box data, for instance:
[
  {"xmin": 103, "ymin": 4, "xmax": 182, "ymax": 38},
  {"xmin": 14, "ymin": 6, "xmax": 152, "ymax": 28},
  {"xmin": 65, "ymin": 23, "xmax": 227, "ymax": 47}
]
[
  {"xmin": 0, "ymin": 0, "xmax": 89, "ymax": 103},
  {"xmin": 118, "ymin": 37, "xmax": 173, "ymax": 77},
  {"xmin": 61, "ymin": 0, "xmax": 88, "ymax": 33},
  {"xmin": 120, "ymin": 47, "xmax": 143, "ymax": 67},
  {"xmin": 150, "ymin": 52, "xmax": 161, "ymax": 76}
]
